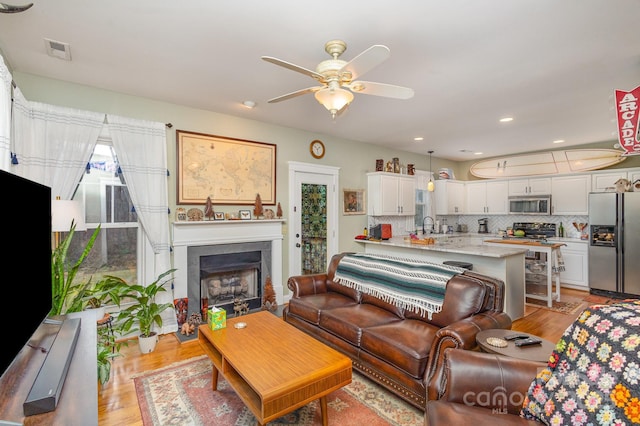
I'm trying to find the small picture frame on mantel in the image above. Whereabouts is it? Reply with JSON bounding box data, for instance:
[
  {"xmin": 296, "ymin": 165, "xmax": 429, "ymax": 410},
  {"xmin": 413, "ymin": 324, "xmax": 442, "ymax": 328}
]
[
  {"xmin": 239, "ymin": 210, "xmax": 251, "ymax": 220},
  {"xmin": 213, "ymin": 212, "xmax": 225, "ymax": 221}
]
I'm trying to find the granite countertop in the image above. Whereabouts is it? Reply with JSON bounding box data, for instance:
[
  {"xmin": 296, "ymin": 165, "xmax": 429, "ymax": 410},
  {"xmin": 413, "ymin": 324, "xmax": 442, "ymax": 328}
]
[{"xmin": 355, "ymin": 236, "xmax": 527, "ymax": 258}]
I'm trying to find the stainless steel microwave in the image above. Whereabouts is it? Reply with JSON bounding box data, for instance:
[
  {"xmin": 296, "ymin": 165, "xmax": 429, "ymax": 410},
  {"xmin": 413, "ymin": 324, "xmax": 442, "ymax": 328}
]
[{"xmin": 508, "ymin": 195, "xmax": 551, "ymax": 215}]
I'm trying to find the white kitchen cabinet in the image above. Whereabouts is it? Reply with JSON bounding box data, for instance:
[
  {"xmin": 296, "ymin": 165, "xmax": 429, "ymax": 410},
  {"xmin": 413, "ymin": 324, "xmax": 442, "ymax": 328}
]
[
  {"xmin": 367, "ymin": 172, "xmax": 415, "ymax": 216},
  {"xmin": 508, "ymin": 177, "xmax": 552, "ymax": 196},
  {"xmin": 547, "ymin": 240, "xmax": 588, "ymax": 289},
  {"xmin": 435, "ymin": 180, "xmax": 465, "ymax": 214},
  {"xmin": 591, "ymin": 168, "xmax": 640, "ymax": 192},
  {"xmin": 465, "ymin": 180, "xmax": 508, "ymax": 214},
  {"xmin": 551, "ymin": 174, "xmax": 591, "ymax": 215}
]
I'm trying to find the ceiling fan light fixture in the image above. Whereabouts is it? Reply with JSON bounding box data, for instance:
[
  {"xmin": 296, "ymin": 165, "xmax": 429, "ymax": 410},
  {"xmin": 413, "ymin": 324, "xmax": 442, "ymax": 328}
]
[{"xmin": 314, "ymin": 86, "xmax": 353, "ymax": 118}]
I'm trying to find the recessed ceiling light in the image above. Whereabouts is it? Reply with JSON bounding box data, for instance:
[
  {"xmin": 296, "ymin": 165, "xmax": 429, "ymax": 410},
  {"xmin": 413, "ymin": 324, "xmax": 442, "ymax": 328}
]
[
  {"xmin": 499, "ymin": 117, "xmax": 513, "ymax": 123},
  {"xmin": 242, "ymin": 100, "xmax": 256, "ymax": 109},
  {"xmin": 553, "ymin": 139, "xmax": 565, "ymax": 144},
  {"xmin": 474, "ymin": 152, "xmax": 483, "ymax": 155},
  {"xmin": 413, "ymin": 137, "xmax": 423, "ymax": 141}
]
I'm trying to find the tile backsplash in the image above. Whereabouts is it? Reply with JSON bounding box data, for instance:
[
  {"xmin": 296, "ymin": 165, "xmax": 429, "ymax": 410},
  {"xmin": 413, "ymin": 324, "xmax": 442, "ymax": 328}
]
[
  {"xmin": 367, "ymin": 214, "xmax": 589, "ymax": 239},
  {"xmin": 438, "ymin": 214, "xmax": 589, "ymax": 238}
]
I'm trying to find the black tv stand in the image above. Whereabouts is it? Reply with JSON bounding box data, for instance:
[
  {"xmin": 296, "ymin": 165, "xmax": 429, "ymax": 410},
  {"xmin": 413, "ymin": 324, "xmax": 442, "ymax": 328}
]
[{"xmin": 23, "ymin": 318, "xmax": 81, "ymax": 416}]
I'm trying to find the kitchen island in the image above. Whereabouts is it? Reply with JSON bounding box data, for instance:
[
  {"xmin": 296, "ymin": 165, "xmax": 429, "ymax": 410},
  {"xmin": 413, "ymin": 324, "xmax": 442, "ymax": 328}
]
[{"xmin": 355, "ymin": 236, "xmax": 527, "ymax": 320}]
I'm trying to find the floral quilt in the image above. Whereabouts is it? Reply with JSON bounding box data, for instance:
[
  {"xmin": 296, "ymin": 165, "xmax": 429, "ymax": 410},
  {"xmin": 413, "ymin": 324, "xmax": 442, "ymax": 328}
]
[{"xmin": 521, "ymin": 300, "xmax": 640, "ymax": 425}]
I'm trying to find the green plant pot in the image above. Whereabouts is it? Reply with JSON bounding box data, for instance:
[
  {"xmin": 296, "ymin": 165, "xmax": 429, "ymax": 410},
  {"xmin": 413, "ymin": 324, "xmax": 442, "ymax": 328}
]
[{"xmin": 138, "ymin": 333, "xmax": 159, "ymax": 354}]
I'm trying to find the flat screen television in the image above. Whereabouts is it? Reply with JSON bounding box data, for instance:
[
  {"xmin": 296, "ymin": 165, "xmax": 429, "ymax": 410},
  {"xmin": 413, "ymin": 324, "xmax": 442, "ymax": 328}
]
[{"xmin": 0, "ymin": 169, "xmax": 53, "ymax": 376}]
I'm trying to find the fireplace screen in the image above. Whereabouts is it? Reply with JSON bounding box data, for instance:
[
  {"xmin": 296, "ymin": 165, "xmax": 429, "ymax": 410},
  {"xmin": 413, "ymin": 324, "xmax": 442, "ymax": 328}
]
[
  {"xmin": 202, "ymin": 268, "xmax": 258, "ymax": 309},
  {"xmin": 198, "ymin": 250, "xmax": 263, "ymax": 319}
]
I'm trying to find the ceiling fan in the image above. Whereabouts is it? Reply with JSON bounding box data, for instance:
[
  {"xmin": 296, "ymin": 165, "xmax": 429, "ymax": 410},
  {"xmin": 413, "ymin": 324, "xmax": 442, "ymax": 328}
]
[{"xmin": 262, "ymin": 39, "xmax": 414, "ymax": 118}]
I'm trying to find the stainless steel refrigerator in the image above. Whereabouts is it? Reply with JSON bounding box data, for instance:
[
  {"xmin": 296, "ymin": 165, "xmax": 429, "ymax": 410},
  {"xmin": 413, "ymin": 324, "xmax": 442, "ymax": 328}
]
[{"xmin": 588, "ymin": 192, "xmax": 640, "ymax": 297}]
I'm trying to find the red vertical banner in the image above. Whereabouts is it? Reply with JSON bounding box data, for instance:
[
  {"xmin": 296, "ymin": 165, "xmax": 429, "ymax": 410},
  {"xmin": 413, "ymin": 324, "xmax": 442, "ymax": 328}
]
[{"xmin": 616, "ymin": 85, "xmax": 640, "ymax": 156}]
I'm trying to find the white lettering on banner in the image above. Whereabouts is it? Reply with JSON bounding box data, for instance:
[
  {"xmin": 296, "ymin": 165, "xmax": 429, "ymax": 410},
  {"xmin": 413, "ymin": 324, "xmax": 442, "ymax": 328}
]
[{"xmin": 616, "ymin": 86, "xmax": 640, "ymax": 155}]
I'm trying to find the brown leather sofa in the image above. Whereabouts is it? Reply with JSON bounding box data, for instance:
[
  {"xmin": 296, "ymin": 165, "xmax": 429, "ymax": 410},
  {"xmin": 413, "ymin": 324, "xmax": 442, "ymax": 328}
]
[
  {"xmin": 425, "ymin": 348, "xmax": 546, "ymax": 425},
  {"xmin": 283, "ymin": 252, "xmax": 512, "ymax": 410}
]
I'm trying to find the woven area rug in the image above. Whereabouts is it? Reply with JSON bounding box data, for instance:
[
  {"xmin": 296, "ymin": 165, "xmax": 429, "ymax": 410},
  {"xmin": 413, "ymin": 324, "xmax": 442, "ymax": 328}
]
[
  {"xmin": 525, "ymin": 297, "xmax": 585, "ymax": 315},
  {"xmin": 134, "ymin": 355, "xmax": 423, "ymax": 426}
]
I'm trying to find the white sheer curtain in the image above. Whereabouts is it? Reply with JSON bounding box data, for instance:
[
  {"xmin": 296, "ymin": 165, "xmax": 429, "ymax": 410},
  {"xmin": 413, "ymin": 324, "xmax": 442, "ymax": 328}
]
[
  {"xmin": 107, "ymin": 114, "xmax": 175, "ymax": 331},
  {"xmin": 0, "ymin": 55, "xmax": 12, "ymax": 171},
  {"xmin": 11, "ymin": 89, "xmax": 104, "ymax": 199}
]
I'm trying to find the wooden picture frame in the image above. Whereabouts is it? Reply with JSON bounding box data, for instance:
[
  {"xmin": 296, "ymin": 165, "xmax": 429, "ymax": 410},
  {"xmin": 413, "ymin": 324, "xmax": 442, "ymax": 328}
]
[
  {"xmin": 176, "ymin": 130, "xmax": 277, "ymax": 205},
  {"xmin": 213, "ymin": 212, "xmax": 225, "ymax": 221},
  {"xmin": 343, "ymin": 189, "xmax": 365, "ymax": 215},
  {"xmin": 239, "ymin": 210, "xmax": 251, "ymax": 220}
]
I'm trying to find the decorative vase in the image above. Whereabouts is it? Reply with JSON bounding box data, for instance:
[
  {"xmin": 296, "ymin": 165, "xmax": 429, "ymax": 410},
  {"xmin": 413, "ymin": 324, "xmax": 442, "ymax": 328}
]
[{"xmin": 138, "ymin": 333, "xmax": 159, "ymax": 354}]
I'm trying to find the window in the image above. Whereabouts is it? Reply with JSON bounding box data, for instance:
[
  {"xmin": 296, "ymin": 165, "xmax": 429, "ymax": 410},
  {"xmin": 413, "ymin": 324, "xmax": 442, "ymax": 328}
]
[{"xmin": 67, "ymin": 143, "xmax": 139, "ymax": 286}]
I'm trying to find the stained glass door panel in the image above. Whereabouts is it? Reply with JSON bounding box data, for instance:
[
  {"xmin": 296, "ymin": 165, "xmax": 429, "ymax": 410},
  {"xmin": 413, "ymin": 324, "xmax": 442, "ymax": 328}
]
[{"xmin": 301, "ymin": 183, "xmax": 327, "ymax": 274}]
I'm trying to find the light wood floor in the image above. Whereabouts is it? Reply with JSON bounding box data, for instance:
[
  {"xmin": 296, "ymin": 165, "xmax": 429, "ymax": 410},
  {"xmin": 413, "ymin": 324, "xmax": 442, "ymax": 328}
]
[{"xmin": 98, "ymin": 288, "xmax": 599, "ymax": 425}]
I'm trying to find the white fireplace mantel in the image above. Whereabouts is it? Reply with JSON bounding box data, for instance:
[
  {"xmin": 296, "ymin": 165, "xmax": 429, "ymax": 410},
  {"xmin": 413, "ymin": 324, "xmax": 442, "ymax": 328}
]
[{"xmin": 172, "ymin": 219, "xmax": 286, "ymax": 306}]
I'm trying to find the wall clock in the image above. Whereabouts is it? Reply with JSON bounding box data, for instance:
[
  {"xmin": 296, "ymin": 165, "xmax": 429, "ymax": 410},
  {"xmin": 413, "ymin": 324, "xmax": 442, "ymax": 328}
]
[{"xmin": 310, "ymin": 140, "xmax": 325, "ymax": 159}]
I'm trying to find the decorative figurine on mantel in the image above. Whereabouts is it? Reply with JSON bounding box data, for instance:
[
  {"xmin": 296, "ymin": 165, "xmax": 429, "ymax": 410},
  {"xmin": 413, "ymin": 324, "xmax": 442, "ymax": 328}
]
[
  {"xmin": 276, "ymin": 202, "xmax": 283, "ymax": 218},
  {"xmin": 254, "ymin": 193, "xmax": 263, "ymax": 219},
  {"xmin": 262, "ymin": 276, "xmax": 277, "ymax": 311},
  {"xmin": 204, "ymin": 196, "xmax": 214, "ymax": 220}
]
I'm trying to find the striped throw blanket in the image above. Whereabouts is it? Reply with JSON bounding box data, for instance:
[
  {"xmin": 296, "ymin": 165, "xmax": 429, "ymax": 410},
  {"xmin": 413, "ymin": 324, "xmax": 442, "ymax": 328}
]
[{"xmin": 333, "ymin": 253, "xmax": 464, "ymax": 319}]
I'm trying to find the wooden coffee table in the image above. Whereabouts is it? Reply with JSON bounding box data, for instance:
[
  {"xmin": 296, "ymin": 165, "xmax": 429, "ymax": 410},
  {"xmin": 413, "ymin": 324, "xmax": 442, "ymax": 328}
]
[
  {"xmin": 476, "ymin": 329, "xmax": 556, "ymax": 363},
  {"xmin": 198, "ymin": 311, "xmax": 352, "ymax": 426}
]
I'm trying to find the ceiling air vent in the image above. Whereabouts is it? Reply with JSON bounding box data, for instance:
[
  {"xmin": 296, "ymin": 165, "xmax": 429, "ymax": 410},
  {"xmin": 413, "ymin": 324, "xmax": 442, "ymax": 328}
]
[{"xmin": 44, "ymin": 38, "xmax": 71, "ymax": 61}]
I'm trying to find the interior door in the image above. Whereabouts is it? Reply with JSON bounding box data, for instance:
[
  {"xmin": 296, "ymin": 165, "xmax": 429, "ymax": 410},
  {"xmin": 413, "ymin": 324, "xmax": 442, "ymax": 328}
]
[{"xmin": 288, "ymin": 162, "xmax": 339, "ymax": 279}]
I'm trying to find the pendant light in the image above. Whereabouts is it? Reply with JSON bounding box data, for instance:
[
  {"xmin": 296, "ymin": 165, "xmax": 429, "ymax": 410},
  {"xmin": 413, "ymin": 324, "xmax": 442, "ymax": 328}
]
[{"xmin": 427, "ymin": 150, "xmax": 435, "ymax": 192}]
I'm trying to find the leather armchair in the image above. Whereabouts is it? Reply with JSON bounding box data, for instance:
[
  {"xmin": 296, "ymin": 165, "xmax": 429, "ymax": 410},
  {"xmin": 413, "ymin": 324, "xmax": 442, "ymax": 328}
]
[{"xmin": 425, "ymin": 348, "xmax": 546, "ymax": 425}]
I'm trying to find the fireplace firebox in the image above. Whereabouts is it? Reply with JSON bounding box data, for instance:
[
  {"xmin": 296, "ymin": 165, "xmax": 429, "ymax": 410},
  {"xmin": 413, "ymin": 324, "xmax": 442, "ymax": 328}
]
[
  {"xmin": 187, "ymin": 241, "xmax": 272, "ymax": 320},
  {"xmin": 200, "ymin": 251, "xmax": 262, "ymax": 318}
]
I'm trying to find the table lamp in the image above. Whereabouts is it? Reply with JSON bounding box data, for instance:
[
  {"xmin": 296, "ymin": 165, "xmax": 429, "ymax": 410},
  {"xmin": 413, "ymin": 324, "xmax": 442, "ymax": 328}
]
[{"xmin": 51, "ymin": 197, "xmax": 86, "ymax": 248}]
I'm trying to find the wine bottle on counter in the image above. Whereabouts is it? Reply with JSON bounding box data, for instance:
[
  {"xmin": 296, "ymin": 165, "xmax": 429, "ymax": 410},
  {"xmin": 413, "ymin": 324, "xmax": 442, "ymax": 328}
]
[{"xmin": 558, "ymin": 222, "xmax": 564, "ymax": 237}]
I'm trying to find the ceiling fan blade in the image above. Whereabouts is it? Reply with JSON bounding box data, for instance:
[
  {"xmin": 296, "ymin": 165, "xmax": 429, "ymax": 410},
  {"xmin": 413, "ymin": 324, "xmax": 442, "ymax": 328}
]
[
  {"xmin": 267, "ymin": 86, "xmax": 322, "ymax": 103},
  {"xmin": 346, "ymin": 81, "xmax": 414, "ymax": 99},
  {"xmin": 0, "ymin": 2, "xmax": 33, "ymax": 13},
  {"xmin": 340, "ymin": 45, "xmax": 390, "ymax": 80},
  {"xmin": 262, "ymin": 56, "xmax": 325, "ymax": 80}
]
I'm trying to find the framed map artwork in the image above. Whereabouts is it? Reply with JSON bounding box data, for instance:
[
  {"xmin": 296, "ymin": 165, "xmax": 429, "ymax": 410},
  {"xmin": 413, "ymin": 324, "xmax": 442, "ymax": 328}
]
[{"xmin": 176, "ymin": 130, "xmax": 277, "ymax": 205}]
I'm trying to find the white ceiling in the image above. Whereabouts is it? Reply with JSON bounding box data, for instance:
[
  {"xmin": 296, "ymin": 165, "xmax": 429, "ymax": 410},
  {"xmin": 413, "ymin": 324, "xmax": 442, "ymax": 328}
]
[{"xmin": 1, "ymin": 1, "xmax": 639, "ymax": 161}]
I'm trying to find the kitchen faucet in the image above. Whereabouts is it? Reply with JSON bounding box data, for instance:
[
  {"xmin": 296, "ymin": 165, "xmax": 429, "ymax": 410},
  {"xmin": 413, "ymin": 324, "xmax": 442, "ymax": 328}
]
[{"xmin": 422, "ymin": 216, "xmax": 435, "ymax": 234}]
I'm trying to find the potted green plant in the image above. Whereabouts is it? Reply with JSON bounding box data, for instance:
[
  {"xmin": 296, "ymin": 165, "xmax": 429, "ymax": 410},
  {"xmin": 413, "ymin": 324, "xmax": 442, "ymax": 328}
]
[
  {"xmin": 84, "ymin": 275, "xmax": 132, "ymax": 320},
  {"xmin": 51, "ymin": 222, "xmax": 134, "ymax": 385},
  {"xmin": 51, "ymin": 221, "xmax": 102, "ymax": 315},
  {"xmin": 96, "ymin": 314, "xmax": 123, "ymax": 387},
  {"xmin": 116, "ymin": 269, "xmax": 176, "ymax": 353}
]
